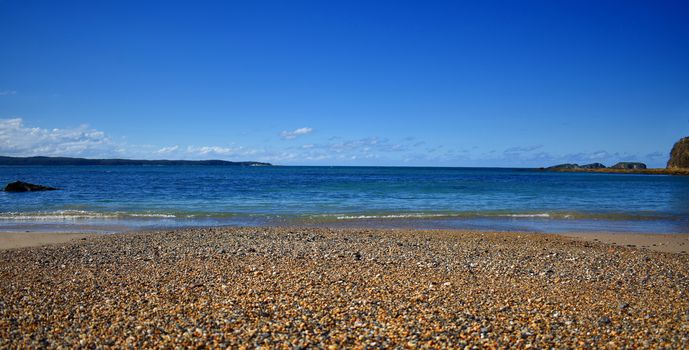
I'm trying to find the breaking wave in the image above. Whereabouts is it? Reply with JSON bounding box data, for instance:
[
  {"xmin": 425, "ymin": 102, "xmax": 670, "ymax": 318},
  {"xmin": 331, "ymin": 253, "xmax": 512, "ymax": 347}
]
[{"xmin": 0, "ymin": 209, "xmax": 675, "ymax": 223}]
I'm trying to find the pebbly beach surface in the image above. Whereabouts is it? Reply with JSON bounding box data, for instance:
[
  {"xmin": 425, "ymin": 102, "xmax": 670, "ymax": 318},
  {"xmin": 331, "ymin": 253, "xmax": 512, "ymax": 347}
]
[{"xmin": 1, "ymin": 227, "xmax": 688, "ymax": 348}]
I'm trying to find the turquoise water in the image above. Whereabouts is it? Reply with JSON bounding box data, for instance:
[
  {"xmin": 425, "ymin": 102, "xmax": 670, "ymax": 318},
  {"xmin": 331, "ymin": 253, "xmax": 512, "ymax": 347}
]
[{"xmin": 1, "ymin": 165, "xmax": 688, "ymax": 233}]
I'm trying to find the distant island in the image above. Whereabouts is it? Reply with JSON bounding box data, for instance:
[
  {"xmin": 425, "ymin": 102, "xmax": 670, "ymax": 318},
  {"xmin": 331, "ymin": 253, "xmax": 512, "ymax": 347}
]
[
  {"xmin": 0, "ymin": 156, "xmax": 271, "ymax": 167},
  {"xmin": 546, "ymin": 161, "xmax": 647, "ymax": 170},
  {"xmin": 546, "ymin": 162, "xmax": 607, "ymax": 170},
  {"xmin": 541, "ymin": 137, "xmax": 689, "ymax": 176}
]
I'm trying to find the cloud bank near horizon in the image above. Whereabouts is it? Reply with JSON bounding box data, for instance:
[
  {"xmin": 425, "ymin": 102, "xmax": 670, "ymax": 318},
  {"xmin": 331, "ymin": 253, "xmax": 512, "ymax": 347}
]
[
  {"xmin": 0, "ymin": 118, "xmax": 113, "ymax": 157},
  {"xmin": 0, "ymin": 118, "xmax": 669, "ymax": 167}
]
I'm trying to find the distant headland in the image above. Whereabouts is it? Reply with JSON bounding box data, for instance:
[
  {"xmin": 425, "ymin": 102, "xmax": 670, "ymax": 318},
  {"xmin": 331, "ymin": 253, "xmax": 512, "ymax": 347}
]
[
  {"xmin": 0, "ymin": 156, "xmax": 271, "ymax": 167},
  {"xmin": 546, "ymin": 162, "xmax": 647, "ymax": 170},
  {"xmin": 542, "ymin": 137, "xmax": 689, "ymax": 176}
]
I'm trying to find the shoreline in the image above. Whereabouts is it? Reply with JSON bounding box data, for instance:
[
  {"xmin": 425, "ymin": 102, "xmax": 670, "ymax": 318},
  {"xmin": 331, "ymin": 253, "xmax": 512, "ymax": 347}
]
[
  {"xmin": 2, "ymin": 227, "xmax": 689, "ymax": 254},
  {"xmin": 2, "ymin": 212, "xmax": 689, "ymax": 238},
  {"xmin": 2, "ymin": 226, "xmax": 688, "ymax": 347}
]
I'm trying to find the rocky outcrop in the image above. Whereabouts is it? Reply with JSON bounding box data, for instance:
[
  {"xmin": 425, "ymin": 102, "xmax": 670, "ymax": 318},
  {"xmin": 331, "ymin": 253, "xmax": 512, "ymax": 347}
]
[
  {"xmin": 667, "ymin": 137, "xmax": 689, "ymax": 169},
  {"xmin": 611, "ymin": 162, "xmax": 646, "ymax": 170},
  {"xmin": 579, "ymin": 163, "xmax": 606, "ymax": 169},
  {"xmin": 547, "ymin": 163, "xmax": 580, "ymax": 169},
  {"xmin": 4, "ymin": 181, "xmax": 58, "ymax": 192},
  {"xmin": 547, "ymin": 163, "xmax": 607, "ymax": 170}
]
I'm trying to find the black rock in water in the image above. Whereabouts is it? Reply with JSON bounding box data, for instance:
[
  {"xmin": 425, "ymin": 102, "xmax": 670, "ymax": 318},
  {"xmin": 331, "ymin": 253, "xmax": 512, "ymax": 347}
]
[
  {"xmin": 611, "ymin": 162, "xmax": 647, "ymax": 170},
  {"xmin": 4, "ymin": 181, "xmax": 59, "ymax": 192}
]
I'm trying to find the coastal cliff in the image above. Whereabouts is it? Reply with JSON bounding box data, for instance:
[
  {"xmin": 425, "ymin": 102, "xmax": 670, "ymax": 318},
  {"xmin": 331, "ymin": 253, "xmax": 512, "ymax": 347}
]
[{"xmin": 667, "ymin": 137, "xmax": 689, "ymax": 169}]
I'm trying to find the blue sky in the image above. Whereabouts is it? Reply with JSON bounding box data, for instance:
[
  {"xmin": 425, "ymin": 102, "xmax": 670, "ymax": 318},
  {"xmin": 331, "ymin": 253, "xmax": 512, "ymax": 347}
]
[{"xmin": 1, "ymin": 0, "xmax": 688, "ymax": 167}]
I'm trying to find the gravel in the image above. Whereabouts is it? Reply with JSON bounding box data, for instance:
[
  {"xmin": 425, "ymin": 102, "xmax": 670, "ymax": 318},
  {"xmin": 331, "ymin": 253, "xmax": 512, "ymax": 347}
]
[{"xmin": 1, "ymin": 227, "xmax": 688, "ymax": 348}]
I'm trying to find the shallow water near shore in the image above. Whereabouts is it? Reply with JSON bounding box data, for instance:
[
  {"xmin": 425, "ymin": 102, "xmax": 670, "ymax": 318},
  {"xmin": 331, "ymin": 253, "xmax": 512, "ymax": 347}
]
[{"xmin": 1, "ymin": 165, "xmax": 688, "ymax": 233}]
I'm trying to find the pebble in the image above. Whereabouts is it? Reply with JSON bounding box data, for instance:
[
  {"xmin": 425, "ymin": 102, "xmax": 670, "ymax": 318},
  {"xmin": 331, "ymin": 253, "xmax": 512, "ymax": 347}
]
[{"xmin": 1, "ymin": 227, "xmax": 688, "ymax": 348}]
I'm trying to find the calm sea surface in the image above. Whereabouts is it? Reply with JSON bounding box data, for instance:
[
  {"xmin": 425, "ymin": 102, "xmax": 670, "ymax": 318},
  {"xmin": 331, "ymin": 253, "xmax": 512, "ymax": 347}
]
[{"xmin": 1, "ymin": 165, "xmax": 688, "ymax": 233}]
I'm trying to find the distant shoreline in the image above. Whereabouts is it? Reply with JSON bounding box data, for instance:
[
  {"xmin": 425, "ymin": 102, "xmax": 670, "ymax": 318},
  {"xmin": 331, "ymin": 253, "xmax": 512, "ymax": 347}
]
[
  {"xmin": 542, "ymin": 167, "xmax": 689, "ymax": 176},
  {"xmin": 0, "ymin": 155, "xmax": 271, "ymax": 166}
]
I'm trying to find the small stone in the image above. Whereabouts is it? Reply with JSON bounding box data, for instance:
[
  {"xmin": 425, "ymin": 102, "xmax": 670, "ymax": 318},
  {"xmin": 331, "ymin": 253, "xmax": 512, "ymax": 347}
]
[{"xmin": 598, "ymin": 316, "xmax": 612, "ymax": 326}]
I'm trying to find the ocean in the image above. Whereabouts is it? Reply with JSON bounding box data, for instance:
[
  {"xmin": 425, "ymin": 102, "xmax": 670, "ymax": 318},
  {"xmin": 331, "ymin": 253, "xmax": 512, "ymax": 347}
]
[{"xmin": 1, "ymin": 165, "xmax": 688, "ymax": 233}]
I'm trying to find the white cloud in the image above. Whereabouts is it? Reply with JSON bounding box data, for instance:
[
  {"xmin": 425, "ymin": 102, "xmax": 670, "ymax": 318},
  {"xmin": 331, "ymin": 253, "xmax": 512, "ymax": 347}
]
[
  {"xmin": 0, "ymin": 118, "xmax": 114, "ymax": 157},
  {"xmin": 270, "ymin": 137, "xmax": 413, "ymax": 163},
  {"xmin": 183, "ymin": 145, "xmax": 263, "ymax": 158},
  {"xmin": 280, "ymin": 127, "xmax": 313, "ymax": 139},
  {"xmin": 0, "ymin": 118, "xmax": 273, "ymax": 160},
  {"xmin": 0, "ymin": 90, "xmax": 17, "ymax": 96},
  {"xmin": 155, "ymin": 145, "xmax": 179, "ymax": 154},
  {"xmin": 458, "ymin": 146, "xmax": 669, "ymax": 168},
  {"xmin": 186, "ymin": 145, "xmax": 237, "ymax": 156}
]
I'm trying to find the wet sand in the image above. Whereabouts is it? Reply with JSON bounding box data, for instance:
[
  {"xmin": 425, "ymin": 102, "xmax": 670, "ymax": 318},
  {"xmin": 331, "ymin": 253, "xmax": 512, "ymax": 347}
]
[
  {"xmin": 0, "ymin": 231, "xmax": 94, "ymax": 250},
  {"xmin": 1, "ymin": 227, "xmax": 688, "ymax": 348},
  {"xmin": 2, "ymin": 229, "xmax": 687, "ymax": 254},
  {"xmin": 565, "ymin": 232, "xmax": 689, "ymax": 254}
]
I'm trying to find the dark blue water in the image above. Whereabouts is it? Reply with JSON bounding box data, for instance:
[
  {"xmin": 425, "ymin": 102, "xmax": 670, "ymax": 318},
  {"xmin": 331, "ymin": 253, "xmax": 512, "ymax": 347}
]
[{"xmin": 1, "ymin": 166, "xmax": 688, "ymax": 233}]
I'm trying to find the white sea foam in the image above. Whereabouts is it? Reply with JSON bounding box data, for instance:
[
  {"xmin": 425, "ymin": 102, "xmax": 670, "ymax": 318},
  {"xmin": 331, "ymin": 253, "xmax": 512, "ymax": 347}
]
[
  {"xmin": 335, "ymin": 213, "xmax": 447, "ymax": 220},
  {"xmin": 129, "ymin": 213, "xmax": 177, "ymax": 218},
  {"xmin": 0, "ymin": 210, "xmax": 177, "ymax": 220},
  {"xmin": 334, "ymin": 212, "xmax": 557, "ymax": 220},
  {"xmin": 0, "ymin": 210, "xmax": 120, "ymax": 220},
  {"xmin": 501, "ymin": 213, "xmax": 551, "ymax": 218}
]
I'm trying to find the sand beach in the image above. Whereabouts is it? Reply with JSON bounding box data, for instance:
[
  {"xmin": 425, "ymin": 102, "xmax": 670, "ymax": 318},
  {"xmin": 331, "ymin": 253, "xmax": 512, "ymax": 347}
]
[{"xmin": 0, "ymin": 231, "xmax": 94, "ymax": 250}]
